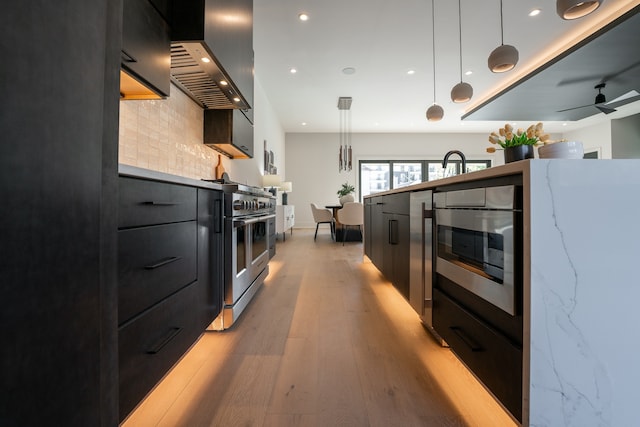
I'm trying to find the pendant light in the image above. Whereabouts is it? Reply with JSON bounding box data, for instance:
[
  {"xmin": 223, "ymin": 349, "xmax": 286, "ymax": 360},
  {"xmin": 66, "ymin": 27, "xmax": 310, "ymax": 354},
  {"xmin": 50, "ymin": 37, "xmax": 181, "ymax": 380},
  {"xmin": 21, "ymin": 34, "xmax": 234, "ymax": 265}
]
[
  {"xmin": 450, "ymin": 0, "xmax": 473, "ymax": 103},
  {"xmin": 488, "ymin": 0, "xmax": 519, "ymax": 73},
  {"xmin": 338, "ymin": 97, "xmax": 352, "ymax": 172},
  {"xmin": 557, "ymin": 0, "xmax": 603, "ymax": 20},
  {"xmin": 426, "ymin": 0, "xmax": 443, "ymax": 121}
]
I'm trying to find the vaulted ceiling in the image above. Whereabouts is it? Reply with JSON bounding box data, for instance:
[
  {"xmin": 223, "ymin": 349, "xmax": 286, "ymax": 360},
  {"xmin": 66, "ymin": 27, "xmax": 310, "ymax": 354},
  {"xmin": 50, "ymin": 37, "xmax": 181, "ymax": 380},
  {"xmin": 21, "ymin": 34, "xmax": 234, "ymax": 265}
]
[{"xmin": 253, "ymin": 0, "xmax": 640, "ymax": 134}]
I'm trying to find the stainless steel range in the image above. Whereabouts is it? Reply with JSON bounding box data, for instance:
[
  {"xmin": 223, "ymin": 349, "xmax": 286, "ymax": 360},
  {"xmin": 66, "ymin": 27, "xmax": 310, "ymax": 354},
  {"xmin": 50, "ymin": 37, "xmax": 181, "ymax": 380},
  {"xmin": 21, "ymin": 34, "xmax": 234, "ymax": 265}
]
[{"xmin": 204, "ymin": 179, "xmax": 276, "ymax": 330}]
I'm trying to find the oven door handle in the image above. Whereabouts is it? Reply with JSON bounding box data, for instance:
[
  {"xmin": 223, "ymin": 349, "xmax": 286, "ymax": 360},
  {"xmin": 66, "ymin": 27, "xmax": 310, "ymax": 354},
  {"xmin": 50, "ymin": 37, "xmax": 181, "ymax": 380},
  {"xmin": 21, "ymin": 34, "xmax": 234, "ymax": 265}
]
[{"xmin": 233, "ymin": 214, "xmax": 276, "ymax": 227}]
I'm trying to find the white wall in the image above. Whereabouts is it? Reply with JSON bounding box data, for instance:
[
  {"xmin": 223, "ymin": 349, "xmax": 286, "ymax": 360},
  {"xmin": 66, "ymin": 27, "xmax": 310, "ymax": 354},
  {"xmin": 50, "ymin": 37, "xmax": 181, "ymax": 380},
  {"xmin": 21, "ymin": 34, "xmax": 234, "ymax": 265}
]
[
  {"xmin": 285, "ymin": 132, "xmax": 503, "ymax": 228},
  {"xmin": 611, "ymin": 113, "xmax": 640, "ymax": 158},
  {"xmin": 562, "ymin": 121, "xmax": 612, "ymax": 159}
]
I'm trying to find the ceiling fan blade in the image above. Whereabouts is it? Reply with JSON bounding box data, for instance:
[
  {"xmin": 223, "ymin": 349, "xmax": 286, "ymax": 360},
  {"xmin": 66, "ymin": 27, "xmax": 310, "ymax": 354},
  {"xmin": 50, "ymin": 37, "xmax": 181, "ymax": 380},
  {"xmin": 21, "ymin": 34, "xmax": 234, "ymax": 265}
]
[
  {"xmin": 556, "ymin": 103, "xmax": 595, "ymax": 113},
  {"xmin": 595, "ymin": 104, "xmax": 617, "ymax": 114}
]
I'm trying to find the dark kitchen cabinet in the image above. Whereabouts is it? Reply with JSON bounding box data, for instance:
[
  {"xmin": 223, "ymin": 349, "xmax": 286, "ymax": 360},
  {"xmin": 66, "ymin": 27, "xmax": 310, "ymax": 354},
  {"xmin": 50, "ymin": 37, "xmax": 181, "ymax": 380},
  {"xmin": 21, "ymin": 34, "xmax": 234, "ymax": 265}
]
[
  {"xmin": 117, "ymin": 176, "xmax": 223, "ymax": 421},
  {"xmin": 382, "ymin": 211, "xmax": 410, "ymax": 300},
  {"xmin": 204, "ymin": 108, "xmax": 254, "ymax": 158},
  {"xmin": 121, "ymin": 0, "xmax": 171, "ymax": 98},
  {"xmin": 433, "ymin": 288, "xmax": 522, "ymax": 422},
  {"xmin": 365, "ymin": 193, "xmax": 410, "ymax": 301},
  {"xmin": 1, "ymin": 2, "xmax": 121, "ymax": 425},
  {"xmin": 365, "ymin": 196, "xmax": 384, "ymax": 267}
]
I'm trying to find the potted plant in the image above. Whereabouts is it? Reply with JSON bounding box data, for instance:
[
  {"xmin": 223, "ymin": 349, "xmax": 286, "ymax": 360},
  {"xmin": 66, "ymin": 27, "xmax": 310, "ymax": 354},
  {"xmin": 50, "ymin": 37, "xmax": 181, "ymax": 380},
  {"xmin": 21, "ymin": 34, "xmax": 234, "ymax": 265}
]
[
  {"xmin": 337, "ymin": 182, "xmax": 356, "ymax": 205},
  {"xmin": 486, "ymin": 122, "xmax": 550, "ymax": 163}
]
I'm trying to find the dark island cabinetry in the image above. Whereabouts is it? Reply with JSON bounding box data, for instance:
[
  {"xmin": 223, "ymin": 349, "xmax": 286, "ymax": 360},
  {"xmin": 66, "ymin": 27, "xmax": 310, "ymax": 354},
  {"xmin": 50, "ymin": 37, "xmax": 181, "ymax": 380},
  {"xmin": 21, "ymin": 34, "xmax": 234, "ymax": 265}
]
[
  {"xmin": 365, "ymin": 192, "xmax": 410, "ymax": 300},
  {"xmin": 117, "ymin": 176, "xmax": 223, "ymax": 421}
]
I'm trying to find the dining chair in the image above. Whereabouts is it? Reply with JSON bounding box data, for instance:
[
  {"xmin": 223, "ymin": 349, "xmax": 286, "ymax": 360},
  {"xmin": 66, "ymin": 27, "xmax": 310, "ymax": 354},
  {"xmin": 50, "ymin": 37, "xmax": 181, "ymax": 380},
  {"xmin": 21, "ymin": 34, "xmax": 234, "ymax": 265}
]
[
  {"xmin": 336, "ymin": 202, "xmax": 364, "ymax": 245},
  {"xmin": 310, "ymin": 203, "xmax": 335, "ymax": 241}
]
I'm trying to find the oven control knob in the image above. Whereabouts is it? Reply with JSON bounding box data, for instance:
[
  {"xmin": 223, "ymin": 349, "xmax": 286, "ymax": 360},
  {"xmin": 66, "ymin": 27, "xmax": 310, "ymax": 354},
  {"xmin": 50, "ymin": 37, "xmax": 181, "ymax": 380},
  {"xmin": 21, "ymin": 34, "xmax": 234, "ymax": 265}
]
[{"xmin": 233, "ymin": 200, "xmax": 245, "ymax": 210}]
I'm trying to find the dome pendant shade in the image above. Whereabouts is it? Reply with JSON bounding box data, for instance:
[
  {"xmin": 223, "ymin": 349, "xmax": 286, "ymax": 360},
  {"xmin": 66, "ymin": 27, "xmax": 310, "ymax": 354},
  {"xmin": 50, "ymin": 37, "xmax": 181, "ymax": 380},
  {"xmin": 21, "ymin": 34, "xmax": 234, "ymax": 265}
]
[
  {"xmin": 451, "ymin": 82, "xmax": 473, "ymax": 103},
  {"xmin": 426, "ymin": 104, "xmax": 444, "ymax": 121},
  {"xmin": 488, "ymin": 44, "xmax": 519, "ymax": 73},
  {"xmin": 557, "ymin": 0, "xmax": 602, "ymax": 20}
]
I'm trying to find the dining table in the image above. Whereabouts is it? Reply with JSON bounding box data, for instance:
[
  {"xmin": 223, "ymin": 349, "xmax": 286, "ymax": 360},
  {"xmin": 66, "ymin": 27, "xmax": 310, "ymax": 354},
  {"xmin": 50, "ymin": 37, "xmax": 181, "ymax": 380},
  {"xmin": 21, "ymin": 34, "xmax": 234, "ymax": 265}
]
[{"xmin": 325, "ymin": 204, "xmax": 362, "ymax": 242}]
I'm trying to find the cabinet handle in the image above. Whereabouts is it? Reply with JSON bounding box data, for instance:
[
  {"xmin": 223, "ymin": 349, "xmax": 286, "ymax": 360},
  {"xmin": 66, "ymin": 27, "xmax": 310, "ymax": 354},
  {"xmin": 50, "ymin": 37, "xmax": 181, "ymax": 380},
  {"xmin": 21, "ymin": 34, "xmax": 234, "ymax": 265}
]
[
  {"xmin": 450, "ymin": 326, "xmax": 483, "ymax": 352},
  {"xmin": 146, "ymin": 327, "xmax": 182, "ymax": 354},
  {"xmin": 142, "ymin": 201, "xmax": 181, "ymax": 206},
  {"xmin": 121, "ymin": 50, "xmax": 137, "ymax": 63},
  {"xmin": 144, "ymin": 256, "xmax": 182, "ymax": 270},
  {"xmin": 389, "ymin": 219, "xmax": 399, "ymax": 245}
]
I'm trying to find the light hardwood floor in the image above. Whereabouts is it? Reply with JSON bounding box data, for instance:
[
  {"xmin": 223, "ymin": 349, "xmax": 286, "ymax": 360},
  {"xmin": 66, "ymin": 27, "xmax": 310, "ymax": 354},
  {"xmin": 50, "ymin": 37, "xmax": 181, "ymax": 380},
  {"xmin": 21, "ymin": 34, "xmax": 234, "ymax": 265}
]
[{"xmin": 122, "ymin": 228, "xmax": 517, "ymax": 427}]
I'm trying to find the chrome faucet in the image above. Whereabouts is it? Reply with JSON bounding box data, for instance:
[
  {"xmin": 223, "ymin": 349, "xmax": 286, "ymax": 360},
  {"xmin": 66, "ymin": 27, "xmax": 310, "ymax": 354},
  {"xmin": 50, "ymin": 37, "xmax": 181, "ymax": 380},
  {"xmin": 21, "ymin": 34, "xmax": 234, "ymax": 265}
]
[{"xmin": 442, "ymin": 150, "xmax": 467, "ymax": 175}]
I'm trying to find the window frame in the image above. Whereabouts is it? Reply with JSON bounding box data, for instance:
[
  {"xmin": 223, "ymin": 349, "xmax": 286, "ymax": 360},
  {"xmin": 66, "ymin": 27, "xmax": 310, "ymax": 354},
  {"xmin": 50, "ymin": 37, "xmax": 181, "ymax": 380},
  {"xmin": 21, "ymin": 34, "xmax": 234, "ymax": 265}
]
[{"xmin": 358, "ymin": 159, "xmax": 492, "ymax": 200}]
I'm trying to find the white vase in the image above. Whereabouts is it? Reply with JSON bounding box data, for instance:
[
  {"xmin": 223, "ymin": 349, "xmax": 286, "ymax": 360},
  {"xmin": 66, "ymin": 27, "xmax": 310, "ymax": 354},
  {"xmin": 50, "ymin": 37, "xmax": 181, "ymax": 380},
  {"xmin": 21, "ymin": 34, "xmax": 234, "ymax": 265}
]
[{"xmin": 339, "ymin": 194, "xmax": 354, "ymax": 205}]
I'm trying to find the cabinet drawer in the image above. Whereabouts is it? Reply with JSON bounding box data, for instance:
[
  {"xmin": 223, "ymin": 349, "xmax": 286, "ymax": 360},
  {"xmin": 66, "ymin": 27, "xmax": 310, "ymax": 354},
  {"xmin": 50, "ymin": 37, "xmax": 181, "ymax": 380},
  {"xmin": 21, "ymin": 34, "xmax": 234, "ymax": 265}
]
[
  {"xmin": 118, "ymin": 221, "xmax": 197, "ymax": 324},
  {"xmin": 382, "ymin": 193, "xmax": 409, "ymax": 214},
  {"xmin": 119, "ymin": 177, "xmax": 197, "ymax": 228},
  {"xmin": 433, "ymin": 288, "xmax": 522, "ymax": 422},
  {"xmin": 118, "ymin": 281, "xmax": 204, "ymax": 421}
]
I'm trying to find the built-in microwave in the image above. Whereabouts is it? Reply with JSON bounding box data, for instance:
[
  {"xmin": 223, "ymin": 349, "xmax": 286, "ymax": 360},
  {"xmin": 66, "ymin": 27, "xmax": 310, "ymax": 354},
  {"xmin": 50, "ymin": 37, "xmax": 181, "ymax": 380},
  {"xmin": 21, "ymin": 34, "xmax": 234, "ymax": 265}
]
[{"xmin": 434, "ymin": 185, "xmax": 521, "ymax": 315}]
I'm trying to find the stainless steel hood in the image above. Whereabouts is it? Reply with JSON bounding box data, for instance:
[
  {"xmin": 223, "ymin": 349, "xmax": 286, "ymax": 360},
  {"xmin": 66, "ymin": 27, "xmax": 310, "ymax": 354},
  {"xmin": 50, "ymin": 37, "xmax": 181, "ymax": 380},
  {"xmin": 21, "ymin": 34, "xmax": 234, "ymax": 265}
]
[{"xmin": 170, "ymin": 42, "xmax": 249, "ymax": 110}]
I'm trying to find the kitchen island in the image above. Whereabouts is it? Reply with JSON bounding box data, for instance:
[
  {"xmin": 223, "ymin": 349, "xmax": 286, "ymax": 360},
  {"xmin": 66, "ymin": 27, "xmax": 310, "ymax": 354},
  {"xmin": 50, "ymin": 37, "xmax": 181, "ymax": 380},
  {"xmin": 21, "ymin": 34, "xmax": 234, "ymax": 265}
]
[{"xmin": 364, "ymin": 159, "xmax": 640, "ymax": 426}]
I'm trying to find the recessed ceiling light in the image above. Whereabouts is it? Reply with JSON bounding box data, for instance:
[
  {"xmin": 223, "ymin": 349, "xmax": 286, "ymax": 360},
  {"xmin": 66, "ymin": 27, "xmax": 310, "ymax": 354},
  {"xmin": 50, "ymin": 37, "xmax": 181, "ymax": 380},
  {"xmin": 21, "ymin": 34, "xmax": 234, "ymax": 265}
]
[
  {"xmin": 342, "ymin": 67, "xmax": 356, "ymax": 75},
  {"xmin": 219, "ymin": 80, "xmax": 228, "ymax": 86},
  {"xmin": 298, "ymin": 13, "xmax": 309, "ymax": 21},
  {"xmin": 465, "ymin": 70, "xmax": 473, "ymax": 76},
  {"xmin": 407, "ymin": 69, "xmax": 415, "ymax": 75},
  {"xmin": 201, "ymin": 57, "xmax": 211, "ymax": 63},
  {"xmin": 562, "ymin": 122, "xmax": 568, "ymax": 126},
  {"xmin": 301, "ymin": 122, "xmax": 307, "ymax": 126},
  {"xmin": 233, "ymin": 97, "xmax": 240, "ymax": 102},
  {"xmin": 529, "ymin": 8, "xmax": 542, "ymax": 16},
  {"xmin": 290, "ymin": 68, "xmax": 297, "ymax": 74}
]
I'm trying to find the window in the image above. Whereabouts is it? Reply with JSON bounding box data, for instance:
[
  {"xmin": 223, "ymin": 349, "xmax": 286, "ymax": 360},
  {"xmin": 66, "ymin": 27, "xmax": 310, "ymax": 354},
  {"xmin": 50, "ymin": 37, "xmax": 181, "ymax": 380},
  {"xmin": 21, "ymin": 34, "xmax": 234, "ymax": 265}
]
[{"xmin": 359, "ymin": 159, "xmax": 491, "ymax": 199}]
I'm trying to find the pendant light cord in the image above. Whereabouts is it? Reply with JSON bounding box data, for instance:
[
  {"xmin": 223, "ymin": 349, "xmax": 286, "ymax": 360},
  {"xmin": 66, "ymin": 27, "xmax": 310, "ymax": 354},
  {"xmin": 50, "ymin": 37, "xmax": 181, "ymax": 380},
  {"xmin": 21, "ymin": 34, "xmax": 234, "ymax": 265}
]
[
  {"xmin": 499, "ymin": 0, "xmax": 504, "ymax": 45},
  {"xmin": 458, "ymin": 0, "xmax": 462, "ymax": 82},
  {"xmin": 431, "ymin": 0, "xmax": 436, "ymax": 104}
]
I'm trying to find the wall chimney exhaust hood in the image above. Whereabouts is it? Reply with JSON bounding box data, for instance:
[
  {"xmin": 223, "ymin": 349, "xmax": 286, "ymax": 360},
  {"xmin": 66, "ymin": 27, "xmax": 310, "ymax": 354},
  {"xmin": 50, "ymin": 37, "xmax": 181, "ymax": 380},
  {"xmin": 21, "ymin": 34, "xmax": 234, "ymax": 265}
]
[{"xmin": 169, "ymin": 2, "xmax": 251, "ymax": 111}]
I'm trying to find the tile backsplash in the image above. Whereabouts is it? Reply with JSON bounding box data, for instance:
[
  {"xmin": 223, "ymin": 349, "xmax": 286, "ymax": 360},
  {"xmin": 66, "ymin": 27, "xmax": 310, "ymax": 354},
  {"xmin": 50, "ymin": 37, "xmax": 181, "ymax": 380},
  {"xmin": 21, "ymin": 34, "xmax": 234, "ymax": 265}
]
[{"xmin": 119, "ymin": 84, "xmax": 217, "ymax": 179}]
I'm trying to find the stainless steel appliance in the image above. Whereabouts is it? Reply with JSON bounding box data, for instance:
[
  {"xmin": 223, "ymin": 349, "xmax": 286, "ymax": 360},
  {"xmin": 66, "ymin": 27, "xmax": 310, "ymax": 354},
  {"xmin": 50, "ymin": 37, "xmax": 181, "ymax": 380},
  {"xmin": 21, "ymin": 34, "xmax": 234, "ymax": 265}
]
[
  {"xmin": 434, "ymin": 185, "xmax": 519, "ymax": 315},
  {"xmin": 204, "ymin": 180, "xmax": 275, "ymax": 330},
  {"xmin": 409, "ymin": 191, "xmax": 443, "ymax": 343}
]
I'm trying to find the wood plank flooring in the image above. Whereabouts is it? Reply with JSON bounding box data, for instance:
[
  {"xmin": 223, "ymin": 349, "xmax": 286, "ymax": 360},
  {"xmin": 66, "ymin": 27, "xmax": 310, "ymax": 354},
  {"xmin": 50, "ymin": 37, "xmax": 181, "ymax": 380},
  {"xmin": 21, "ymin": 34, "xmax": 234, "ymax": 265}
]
[{"xmin": 122, "ymin": 228, "xmax": 517, "ymax": 427}]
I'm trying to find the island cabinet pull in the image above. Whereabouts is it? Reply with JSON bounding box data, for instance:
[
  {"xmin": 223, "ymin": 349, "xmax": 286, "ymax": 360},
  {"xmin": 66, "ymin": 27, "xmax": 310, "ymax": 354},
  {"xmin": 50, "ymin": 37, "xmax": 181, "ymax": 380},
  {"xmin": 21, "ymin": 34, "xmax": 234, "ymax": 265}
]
[
  {"xmin": 146, "ymin": 327, "xmax": 182, "ymax": 354},
  {"xmin": 450, "ymin": 326, "xmax": 483, "ymax": 352},
  {"xmin": 142, "ymin": 201, "xmax": 181, "ymax": 206},
  {"xmin": 388, "ymin": 219, "xmax": 399, "ymax": 245},
  {"xmin": 144, "ymin": 256, "xmax": 182, "ymax": 270}
]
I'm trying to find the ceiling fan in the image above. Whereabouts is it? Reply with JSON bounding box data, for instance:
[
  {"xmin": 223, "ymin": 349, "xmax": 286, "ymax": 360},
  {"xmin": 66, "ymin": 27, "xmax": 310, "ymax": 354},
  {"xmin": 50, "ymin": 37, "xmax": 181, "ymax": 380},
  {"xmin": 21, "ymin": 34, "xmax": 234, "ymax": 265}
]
[{"xmin": 557, "ymin": 83, "xmax": 617, "ymax": 114}]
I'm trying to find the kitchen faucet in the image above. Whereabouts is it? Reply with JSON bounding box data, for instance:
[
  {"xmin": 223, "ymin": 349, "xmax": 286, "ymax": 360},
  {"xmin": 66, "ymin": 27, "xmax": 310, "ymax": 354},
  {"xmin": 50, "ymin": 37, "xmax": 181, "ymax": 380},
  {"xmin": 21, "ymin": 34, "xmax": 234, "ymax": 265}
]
[{"xmin": 442, "ymin": 150, "xmax": 467, "ymax": 175}]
